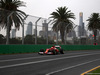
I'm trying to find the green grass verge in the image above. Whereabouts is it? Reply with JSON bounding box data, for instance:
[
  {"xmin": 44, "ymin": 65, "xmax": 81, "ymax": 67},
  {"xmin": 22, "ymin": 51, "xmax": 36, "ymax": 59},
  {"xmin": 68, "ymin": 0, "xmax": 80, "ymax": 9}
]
[
  {"xmin": 87, "ymin": 67, "xmax": 100, "ymax": 75},
  {"xmin": 91, "ymin": 68, "xmax": 100, "ymax": 73}
]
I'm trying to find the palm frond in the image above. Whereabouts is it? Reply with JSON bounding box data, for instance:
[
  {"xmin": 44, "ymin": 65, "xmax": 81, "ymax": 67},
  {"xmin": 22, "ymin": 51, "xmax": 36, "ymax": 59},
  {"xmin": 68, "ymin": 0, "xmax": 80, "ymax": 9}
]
[
  {"xmin": 0, "ymin": 0, "xmax": 26, "ymax": 31},
  {"xmin": 50, "ymin": 6, "xmax": 75, "ymax": 43},
  {"xmin": 87, "ymin": 13, "xmax": 100, "ymax": 30}
]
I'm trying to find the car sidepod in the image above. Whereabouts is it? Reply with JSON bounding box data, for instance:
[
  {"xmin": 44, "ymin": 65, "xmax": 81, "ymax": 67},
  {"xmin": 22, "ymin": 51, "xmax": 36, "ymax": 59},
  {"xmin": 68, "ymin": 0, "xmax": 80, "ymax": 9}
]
[{"xmin": 45, "ymin": 49, "xmax": 53, "ymax": 55}]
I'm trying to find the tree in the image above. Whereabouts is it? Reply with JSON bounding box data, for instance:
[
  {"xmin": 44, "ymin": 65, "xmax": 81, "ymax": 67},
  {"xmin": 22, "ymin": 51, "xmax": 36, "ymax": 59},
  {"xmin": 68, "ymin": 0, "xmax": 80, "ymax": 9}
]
[
  {"xmin": 24, "ymin": 35, "xmax": 34, "ymax": 44},
  {"xmin": 10, "ymin": 38, "xmax": 21, "ymax": 44},
  {"xmin": 87, "ymin": 13, "xmax": 100, "ymax": 45},
  {"xmin": 50, "ymin": 6, "xmax": 75, "ymax": 44},
  {"xmin": 0, "ymin": 0, "xmax": 26, "ymax": 44}
]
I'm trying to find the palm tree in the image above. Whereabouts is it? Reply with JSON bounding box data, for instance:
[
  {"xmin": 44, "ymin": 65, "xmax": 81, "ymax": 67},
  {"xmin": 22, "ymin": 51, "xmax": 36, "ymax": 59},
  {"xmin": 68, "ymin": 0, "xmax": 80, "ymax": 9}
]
[
  {"xmin": 50, "ymin": 6, "xmax": 75, "ymax": 44},
  {"xmin": 87, "ymin": 13, "xmax": 100, "ymax": 45},
  {"xmin": 0, "ymin": 0, "xmax": 26, "ymax": 44}
]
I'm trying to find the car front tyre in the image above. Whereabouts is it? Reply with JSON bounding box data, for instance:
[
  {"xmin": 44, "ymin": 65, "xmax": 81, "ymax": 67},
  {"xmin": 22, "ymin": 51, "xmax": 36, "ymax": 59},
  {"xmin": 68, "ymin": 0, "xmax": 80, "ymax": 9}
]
[{"xmin": 60, "ymin": 49, "xmax": 64, "ymax": 54}]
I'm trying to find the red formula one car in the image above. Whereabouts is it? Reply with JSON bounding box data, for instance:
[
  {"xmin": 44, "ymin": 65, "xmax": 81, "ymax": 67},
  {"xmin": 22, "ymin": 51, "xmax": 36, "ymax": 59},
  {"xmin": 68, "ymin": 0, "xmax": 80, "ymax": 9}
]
[{"xmin": 38, "ymin": 45, "xmax": 64, "ymax": 55}]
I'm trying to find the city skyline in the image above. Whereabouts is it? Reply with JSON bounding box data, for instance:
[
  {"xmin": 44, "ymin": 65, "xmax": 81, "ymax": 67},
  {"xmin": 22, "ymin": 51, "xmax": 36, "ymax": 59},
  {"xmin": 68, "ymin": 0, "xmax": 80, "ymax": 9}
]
[
  {"xmin": 0, "ymin": 12, "xmax": 90, "ymax": 37},
  {"xmin": 1, "ymin": 0, "xmax": 100, "ymax": 37},
  {"xmin": 20, "ymin": 0, "xmax": 100, "ymax": 25}
]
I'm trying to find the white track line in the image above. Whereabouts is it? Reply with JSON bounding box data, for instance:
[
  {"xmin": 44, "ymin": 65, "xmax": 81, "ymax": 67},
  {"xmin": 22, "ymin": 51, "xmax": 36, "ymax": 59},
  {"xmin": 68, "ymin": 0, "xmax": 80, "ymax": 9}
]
[
  {"xmin": 46, "ymin": 58, "xmax": 100, "ymax": 75},
  {"xmin": 0, "ymin": 52, "xmax": 88, "ymax": 62},
  {"xmin": 0, "ymin": 52, "xmax": 97, "ymax": 63},
  {"xmin": 0, "ymin": 53, "xmax": 100, "ymax": 69},
  {"xmin": 0, "ymin": 56, "xmax": 50, "ymax": 62}
]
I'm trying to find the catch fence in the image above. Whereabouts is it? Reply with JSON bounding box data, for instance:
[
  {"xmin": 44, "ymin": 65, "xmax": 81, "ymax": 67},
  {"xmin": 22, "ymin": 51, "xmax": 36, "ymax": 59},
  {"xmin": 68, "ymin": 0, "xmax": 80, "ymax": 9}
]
[{"xmin": 0, "ymin": 15, "xmax": 100, "ymax": 45}]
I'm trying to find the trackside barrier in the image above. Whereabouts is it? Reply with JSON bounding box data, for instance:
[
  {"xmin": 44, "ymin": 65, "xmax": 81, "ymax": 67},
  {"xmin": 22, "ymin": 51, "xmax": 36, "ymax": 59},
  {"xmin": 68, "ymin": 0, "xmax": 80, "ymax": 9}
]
[{"xmin": 0, "ymin": 45, "xmax": 100, "ymax": 54}]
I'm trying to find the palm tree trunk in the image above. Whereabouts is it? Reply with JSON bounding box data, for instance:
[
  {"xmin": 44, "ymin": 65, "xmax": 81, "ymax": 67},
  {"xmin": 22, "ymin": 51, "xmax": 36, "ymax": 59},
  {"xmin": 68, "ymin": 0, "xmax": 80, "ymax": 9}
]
[
  {"xmin": 60, "ymin": 30, "xmax": 64, "ymax": 44},
  {"xmin": 93, "ymin": 29, "xmax": 97, "ymax": 45},
  {"xmin": 6, "ymin": 12, "xmax": 14, "ymax": 44}
]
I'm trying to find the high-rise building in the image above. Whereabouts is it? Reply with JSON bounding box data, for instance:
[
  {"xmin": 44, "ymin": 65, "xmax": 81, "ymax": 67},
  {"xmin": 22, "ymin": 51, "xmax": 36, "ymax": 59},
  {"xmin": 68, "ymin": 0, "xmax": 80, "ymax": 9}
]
[
  {"xmin": 39, "ymin": 20, "xmax": 57, "ymax": 40},
  {"xmin": 26, "ymin": 22, "xmax": 33, "ymax": 35},
  {"xmin": 78, "ymin": 12, "xmax": 88, "ymax": 44},
  {"xmin": 79, "ymin": 12, "xmax": 83, "ymax": 26},
  {"xmin": 11, "ymin": 29, "xmax": 16, "ymax": 38},
  {"xmin": 42, "ymin": 20, "xmax": 48, "ymax": 32},
  {"xmin": 78, "ymin": 12, "xmax": 85, "ymax": 37},
  {"xmin": 39, "ymin": 20, "xmax": 48, "ymax": 38}
]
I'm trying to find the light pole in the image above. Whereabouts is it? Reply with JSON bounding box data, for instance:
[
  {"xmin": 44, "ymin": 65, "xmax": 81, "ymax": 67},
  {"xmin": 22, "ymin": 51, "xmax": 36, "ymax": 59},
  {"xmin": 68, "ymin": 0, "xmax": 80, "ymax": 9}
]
[
  {"xmin": 71, "ymin": 25, "xmax": 78, "ymax": 44},
  {"xmin": 6, "ymin": 11, "xmax": 14, "ymax": 45},
  {"xmin": 35, "ymin": 17, "xmax": 41, "ymax": 44},
  {"xmin": 22, "ymin": 15, "xmax": 29, "ymax": 44},
  {"xmin": 79, "ymin": 26, "xmax": 82, "ymax": 45},
  {"xmin": 46, "ymin": 20, "xmax": 52, "ymax": 45}
]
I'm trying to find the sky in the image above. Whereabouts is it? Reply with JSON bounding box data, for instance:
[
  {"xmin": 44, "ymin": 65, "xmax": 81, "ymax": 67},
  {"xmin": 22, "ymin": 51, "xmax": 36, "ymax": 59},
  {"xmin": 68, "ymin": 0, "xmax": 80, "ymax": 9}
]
[
  {"xmin": 20, "ymin": 0, "xmax": 100, "ymax": 25},
  {"xmin": 0, "ymin": 0, "xmax": 100, "ymax": 36}
]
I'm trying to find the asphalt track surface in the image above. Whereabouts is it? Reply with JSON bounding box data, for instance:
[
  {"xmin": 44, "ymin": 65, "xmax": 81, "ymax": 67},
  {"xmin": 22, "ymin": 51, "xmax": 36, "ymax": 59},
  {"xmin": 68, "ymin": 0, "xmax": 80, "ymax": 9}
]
[{"xmin": 0, "ymin": 50, "xmax": 100, "ymax": 75}]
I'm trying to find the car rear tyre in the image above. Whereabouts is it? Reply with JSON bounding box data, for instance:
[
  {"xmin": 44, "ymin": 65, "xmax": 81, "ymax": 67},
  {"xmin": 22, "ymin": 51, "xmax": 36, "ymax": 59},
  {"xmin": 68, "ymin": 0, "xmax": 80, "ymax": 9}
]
[
  {"xmin": 38, "ymin": 49, "xmax": 45, "ymax": 55},
  {"xmin": 60, "ymin": 49, "xmax": 64, "ymax": 54}
]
